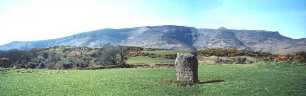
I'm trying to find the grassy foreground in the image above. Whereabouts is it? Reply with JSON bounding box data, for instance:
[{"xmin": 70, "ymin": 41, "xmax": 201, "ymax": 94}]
[{"xmin": 0, "ymin": 63, "xmax": 306, "ymax": 96}]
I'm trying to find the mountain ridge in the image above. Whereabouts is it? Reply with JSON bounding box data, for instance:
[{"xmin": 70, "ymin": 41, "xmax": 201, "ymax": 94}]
[{"xmin": 0, "ymin": 25, "xmax": 305, "ymax": 54}]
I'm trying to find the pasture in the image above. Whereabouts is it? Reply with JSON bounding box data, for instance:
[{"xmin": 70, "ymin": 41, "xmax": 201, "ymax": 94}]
[{"xmin": 1, "ymin": 63, "xmax": 305, "ymax": 96}]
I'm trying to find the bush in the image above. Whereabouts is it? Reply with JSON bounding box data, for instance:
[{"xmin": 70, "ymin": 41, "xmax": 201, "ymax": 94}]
[
  {"xmin": 0, "ymin": 58, "xmax": 10, "ymax": 68},
  {"xmin": 0, "ymin": 45, "xmax": 128, "ymax": 69},
  {"xmin": 291, "ymin": 52, "xmax": 306, "ymax": 63},
  {"xmin": 198, "ymin": 48, "xmax": 272, "ymax": 57}
]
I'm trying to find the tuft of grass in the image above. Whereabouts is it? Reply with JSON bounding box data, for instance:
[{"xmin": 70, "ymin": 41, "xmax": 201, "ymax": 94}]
[{"xmin": 0, "ymin": 63, "xmax": 306, "ymax": 96}]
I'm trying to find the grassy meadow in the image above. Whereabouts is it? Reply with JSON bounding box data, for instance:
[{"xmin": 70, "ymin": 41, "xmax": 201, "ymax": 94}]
[
  {"xmin": 127, "ymin": 56, "xmax": 174, "ymax": 65},
  {"xmin": 1, "ymin": 63, "xmax": 306, "ymax": 96}
]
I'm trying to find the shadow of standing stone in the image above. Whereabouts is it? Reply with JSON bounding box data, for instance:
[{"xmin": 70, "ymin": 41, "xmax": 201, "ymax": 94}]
[{"xmin": 175, "ymin": 53, "xmax": 199, "ymax": 86}]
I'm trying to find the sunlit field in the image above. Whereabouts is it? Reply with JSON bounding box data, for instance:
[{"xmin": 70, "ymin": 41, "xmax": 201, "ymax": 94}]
[{"xmin": 1, "ymin": 63, "xmax": 305, "ymax": 96}]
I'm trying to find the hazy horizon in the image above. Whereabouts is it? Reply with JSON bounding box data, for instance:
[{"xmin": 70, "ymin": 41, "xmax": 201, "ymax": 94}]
[{"xmin": 0, "ymin": 0, "xmax": 305, "ymax": 45}]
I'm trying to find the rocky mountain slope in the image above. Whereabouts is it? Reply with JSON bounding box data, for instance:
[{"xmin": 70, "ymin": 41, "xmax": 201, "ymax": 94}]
[{"xmin": 0, "ymin": 25, "xmax": 305, "ymax": 54}]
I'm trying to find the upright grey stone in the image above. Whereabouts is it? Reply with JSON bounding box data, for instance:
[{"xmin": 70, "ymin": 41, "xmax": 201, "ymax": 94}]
[{"xmin": 175, "ymin": 53, "xmax": 199, "ymax": 85}]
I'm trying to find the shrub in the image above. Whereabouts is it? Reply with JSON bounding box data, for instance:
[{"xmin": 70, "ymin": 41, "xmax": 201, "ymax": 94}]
[
  {"xmin": 291, "ymin": 52, "xmax": 306, "ymax": 63},
  {"xmin": 0, "ymin": 45, "xmax": 128, "ymax": 69}
]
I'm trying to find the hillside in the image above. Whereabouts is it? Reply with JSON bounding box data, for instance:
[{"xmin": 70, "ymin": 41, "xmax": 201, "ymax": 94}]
[{"xmin": 0, "ymin": 25, "xmax": 305, "ymax": 54}]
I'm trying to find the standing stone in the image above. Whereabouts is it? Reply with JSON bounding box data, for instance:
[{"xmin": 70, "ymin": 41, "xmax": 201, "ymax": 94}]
[{"xmin": 175, "ymin": 53, "xmax": 199, "ymax": 85}]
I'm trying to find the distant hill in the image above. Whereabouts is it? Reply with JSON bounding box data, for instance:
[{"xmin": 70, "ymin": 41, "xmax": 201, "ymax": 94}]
[{"xmin": 0, "ymin": 25, "xmax": 305, "ymax": 54}]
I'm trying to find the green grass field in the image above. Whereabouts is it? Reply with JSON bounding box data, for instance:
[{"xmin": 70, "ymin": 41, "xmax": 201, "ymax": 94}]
[
  {"xmin": 1, "ymin": 63, "xmax": 305, "ymax": 96},
  {"xmin": 127, "ymin": 56, "xmax": 175, "ymax": 65}
]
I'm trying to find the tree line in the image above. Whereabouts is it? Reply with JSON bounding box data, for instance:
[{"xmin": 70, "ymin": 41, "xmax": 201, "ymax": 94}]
[{"xmin": 0, "ymin": 45, "xmax": 128, "ymax": 69}]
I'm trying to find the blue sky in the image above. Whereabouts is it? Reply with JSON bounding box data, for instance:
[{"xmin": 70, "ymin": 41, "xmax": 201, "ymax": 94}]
[{"xmin": 0, "ymin": 0, "xmax": 305, "ymax": 45}]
